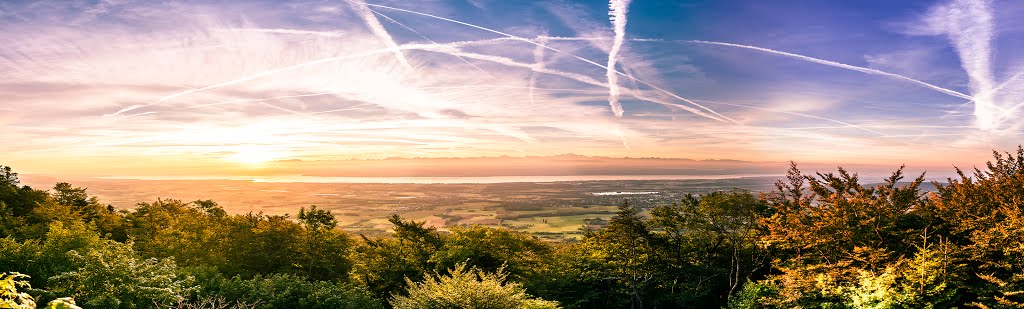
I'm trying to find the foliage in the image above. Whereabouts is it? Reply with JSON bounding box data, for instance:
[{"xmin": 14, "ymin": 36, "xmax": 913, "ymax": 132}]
[
  {"xmin": 47, "ymin": 239, "xmax": 188, "ymax": 308},
  {"xmin": 727, "ymin": 280, "xmax": 780, "ymax": 309},
  {"xmin": 390, "ymin": 263, "xmax": 559, "ymax": 309},
  {"xmin": 0, "ymin": 273, "xmax": 82, "ymax": 309},
  {"xmin": 431, "ymin": 225, "xmax": 549, "ymax": 279},
  {"xmin": 3, "ymin": 147, "xmax": 1024, "ymax": 308},
  {"xmin": 1, "ymin": 272, "xmax": 35, "ymax": 309},
  {"xmin": 42, "ymin": 298, "xmax": 81, "ymax": 309},
  {"xmin": 351, "ymin": 215, "xmax": 443, "ymax": 299},
  {"xmin": 190, "ymin": 273, "xmax": 381, "ymax": 309}
]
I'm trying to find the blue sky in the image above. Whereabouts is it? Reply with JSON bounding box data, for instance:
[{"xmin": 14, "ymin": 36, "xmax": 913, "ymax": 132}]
[{"xmin": 1, "ymin": 0, "xmax": 1022, "ymax": 176}]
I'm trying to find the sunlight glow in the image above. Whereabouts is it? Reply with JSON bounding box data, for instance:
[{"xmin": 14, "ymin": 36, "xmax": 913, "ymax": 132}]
[{"xmin": 225, "ymin": 146, "xmax": 285, "ymax": 165}]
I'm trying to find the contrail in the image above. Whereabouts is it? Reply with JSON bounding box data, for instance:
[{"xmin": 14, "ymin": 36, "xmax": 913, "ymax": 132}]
[
  {"xmin": 606, "ymin": 0, "xmax": 633, "ymax": 117},
  {"xmin": 418, "ymin": 85, "xmax": 605, "ymax": 93},
  {"xmin": 431, "ymin": 48, "xmax": 735, "ymax": 122},
  {"xmin": 269, "ymin": 105, "xmax": 375, "ymax": 120},
  {"xmin": 688, "ymin": 98, "xmax": 888, "ymax": 136},
  {"xmin": 359, "ymin": 2, "xmax": 738, "ymax": 124},
  {"xmin": 419, "ymin": 35, "xmax": 970, "ymax": 126},
  {"xmin": 683, "ymin": 40, "xmax": 973, "ymax": 101},
  {"xmin": 217, "ymin": 28, "xmax": 346, "ymax": 37},
  {"xmin": 112, "ymin": 44, "xmax": 441, "ymax": 115},
  {"xmin": 178, "ymin": 92, "xmax": 355, "ymax": 110},
  {"xmin": 347, "ymin": 0, "xmax": 413, "ymax": 70},
  {"xmin": 124, "ymin": 42, "xmax": 729, "ymax": 122},
  {"xmin": 260, "ymin": 102, "xmax": 309, "ymax": 117},
  {"xmin": 370, "ymin": 9, "xmax": 495, "ymax": 79},
  {"xmin": 941, "ymin": 70, "xmax": 1022, "ymax": 119},
  {"xmin": 920, "ymin": 0, "xmax": 999, "ymax": 130},
  {"xmin": 529, "ymin": 36, "xmax": 548, "ymax": 105}
]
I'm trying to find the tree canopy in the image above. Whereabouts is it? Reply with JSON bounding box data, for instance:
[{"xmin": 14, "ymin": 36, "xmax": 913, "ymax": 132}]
[{"xmin": 2, "ymin": 146, "xmax": 1024, "ymax": 308}]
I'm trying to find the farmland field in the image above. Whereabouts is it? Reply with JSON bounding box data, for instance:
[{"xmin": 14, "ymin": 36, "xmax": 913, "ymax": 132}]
[{"xmin": 21, "ymin": 175, "xmax": 778, "ymax": 239}]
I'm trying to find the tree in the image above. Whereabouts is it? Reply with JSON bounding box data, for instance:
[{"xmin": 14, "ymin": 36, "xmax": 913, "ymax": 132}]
[
  {"xmin": 584, "ymin": 200, "xmax": 657, "ymax": 309},
  {"xmin": 0, "ymin": 165, "xmax": 50, "ymax": 237},
  {"xmin": 927, "ymin": 146, "xmax": 1024, "ymax": 308},
  {"xmin": 391, "ymin": 263, "xmax": 559, "ymax": 309},
  {"xmin": 50, "ymin": 183, "xmax": 92, "ymax": 208},
  {"xmin": 297, "ymin": 206, "xmax": 336, "ymax": 231},
  {"xmin": 431, "ymin": 225, "xmax": 549, "ymax": 280},
  {"xmin": 648, "ymin": 190, "xmax": 770, "ymax": 307},
  {"xmin": 758, "ymin": 163, "xmax": 930, "ymax": 307},
  {"xmin": 526, "ymin": 242, "xmax": 624, "ymax": 309},
  {"xmin": 352, "ymin": 215, "xmax": 443, "ymax": 299},
  {"xmin": 221, "ymin": 213, "xmax": 303, "ymax": 277},
  {"xmin": 295, "ymin": 207, "xmax": 353, "ymax": 282},
  {"xmin": 1, "ymin": 166, "xmax": 19, "ymax": 188}
]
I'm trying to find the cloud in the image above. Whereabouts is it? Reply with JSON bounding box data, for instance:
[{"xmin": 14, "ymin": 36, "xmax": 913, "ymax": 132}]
[
  {"xmin": 909, "ymin": 0, "xmax": 1015, "ymax": 131},
  {"xmin": 0, "ymin": 0, "xmax": 1020, "ymax": 176}
]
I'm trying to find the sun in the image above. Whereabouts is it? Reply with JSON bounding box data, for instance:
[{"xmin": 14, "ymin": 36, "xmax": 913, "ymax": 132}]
[{"xmin": 225, "ymin": 146, "xmax": 284, "ymax": 166}]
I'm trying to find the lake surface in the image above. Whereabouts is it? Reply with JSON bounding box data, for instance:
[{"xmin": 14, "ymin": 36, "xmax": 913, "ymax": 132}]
[{"xmin": 96, "ymin": 174, "xmax": 782, "ymax": 184}]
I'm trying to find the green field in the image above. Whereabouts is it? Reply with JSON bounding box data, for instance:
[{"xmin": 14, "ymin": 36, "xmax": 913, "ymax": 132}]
[{"xmin": 20, "ymin": 175, "xmax": 777, "ymax": 238}]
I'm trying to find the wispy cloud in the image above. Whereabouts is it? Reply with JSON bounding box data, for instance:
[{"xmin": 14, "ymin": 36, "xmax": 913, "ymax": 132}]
[
  {"xmin": 348, "ymin": 0, "xmax": 413, "ymax": 70},
  {"xmin": 0, "ymin": 0, "xmax": 1021, "ymax": 176},
  {"xmin": 911, "ymin": 0, "xmax": 1017, "ymax": 131}
]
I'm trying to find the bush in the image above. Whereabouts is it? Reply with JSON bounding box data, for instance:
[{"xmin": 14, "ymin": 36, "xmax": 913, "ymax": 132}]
[
  {"xmin": 1, "ymin": 272, "xmax": 35, "ymax": 309},
  {"xmin": 391, "ymin": 263, "xmax": 559, "ymax": 309},
  {"xmin": 728, "ymin": 280, "xmax": 780, "ymax": 309},
  {"xmin": 47, "ymin": 240, "xmax": 188, "ymax": 308},
  {"xmin": 194, "ymin": 273, "xmax": 381, "ymax": 309}
]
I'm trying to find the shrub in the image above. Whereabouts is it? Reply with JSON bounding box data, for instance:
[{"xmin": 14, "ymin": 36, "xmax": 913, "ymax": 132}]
[{"xmin": 391, "ymin": 263, "xmax": 560, "ymax": 309}]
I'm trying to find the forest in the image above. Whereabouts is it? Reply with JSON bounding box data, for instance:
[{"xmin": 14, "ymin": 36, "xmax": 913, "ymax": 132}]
[{"xmin": 2, "ymin": 147, "xmax": 1024, "ymax": 309}]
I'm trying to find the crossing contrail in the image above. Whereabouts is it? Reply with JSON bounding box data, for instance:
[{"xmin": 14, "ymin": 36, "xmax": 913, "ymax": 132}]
[
  {"xmin": 918, "ymin": 0, "xmax": 1002, "ymax": 131},
  {"xmin": 433, "ymin": 35, "xmax": 975, "ymax": 104},
  {"xmin": 607, "ymin": 0, "xmax": 633, "ymax": 117},
  {"xmin": 348, "ymin": 0, "xmax": 413, "ymax": 70},
  {"xmin": 429, "ymin": 49, "xmax": 735, "ymax": 122},
  {"xmin": 358, "ymin": 2, "xmax": 739, "ymax": 124},
  {"xmin": 370, "ymin": 9, "xmax": 495, "ymax": 79},
  {"xmin": 118, "ymin": 41, "xmax": 731, "ymax": 122}
]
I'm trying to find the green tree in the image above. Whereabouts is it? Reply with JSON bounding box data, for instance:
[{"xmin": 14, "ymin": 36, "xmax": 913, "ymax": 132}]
[
  {"xmin": 648, "ymin": 190, "xmax": 770, "ymax": 306},
  {"xmin": 352, "ymin": 215, "xmax": 443, "ymax": 299},
  {"xmin": 431, "ymin": 225, "xmax": 549, "ymax": 280},
  {"xmin": 526, "ymin": 242, "xmax": 625, "ymax": 309},
  {"xmin": 0, "ymin": 221, "xmax": 104, "ymax": 290},
  {"xmin": 296, "ymin": 206, "xmax": 353, "ymax": 282},
  {"xmin": 220, "ymin": 213, "xmax": 304, "ymax": 277},
  {"xmin": 297, "ymin": 206, "xmax": 336, "ymax": 231},
  {"xmin": 0, "ymin": 165, "xmax": 50, "ymax": 238},
  {"xmin": 584, "ymin": 200, "xmax": 657, "ymax": 309},
  {"xmin": 1, "ymin": 166, "xmax": 18, "ymax": 187},
  {"xmin": 127, "ymin": 199, "xmax": 229, "ymax": 269}
]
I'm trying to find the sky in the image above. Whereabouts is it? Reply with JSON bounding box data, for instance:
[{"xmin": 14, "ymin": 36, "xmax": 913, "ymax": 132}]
[{"xmin": 2, "ymin": 0, "xmax": 1023, "ymax": 177}]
